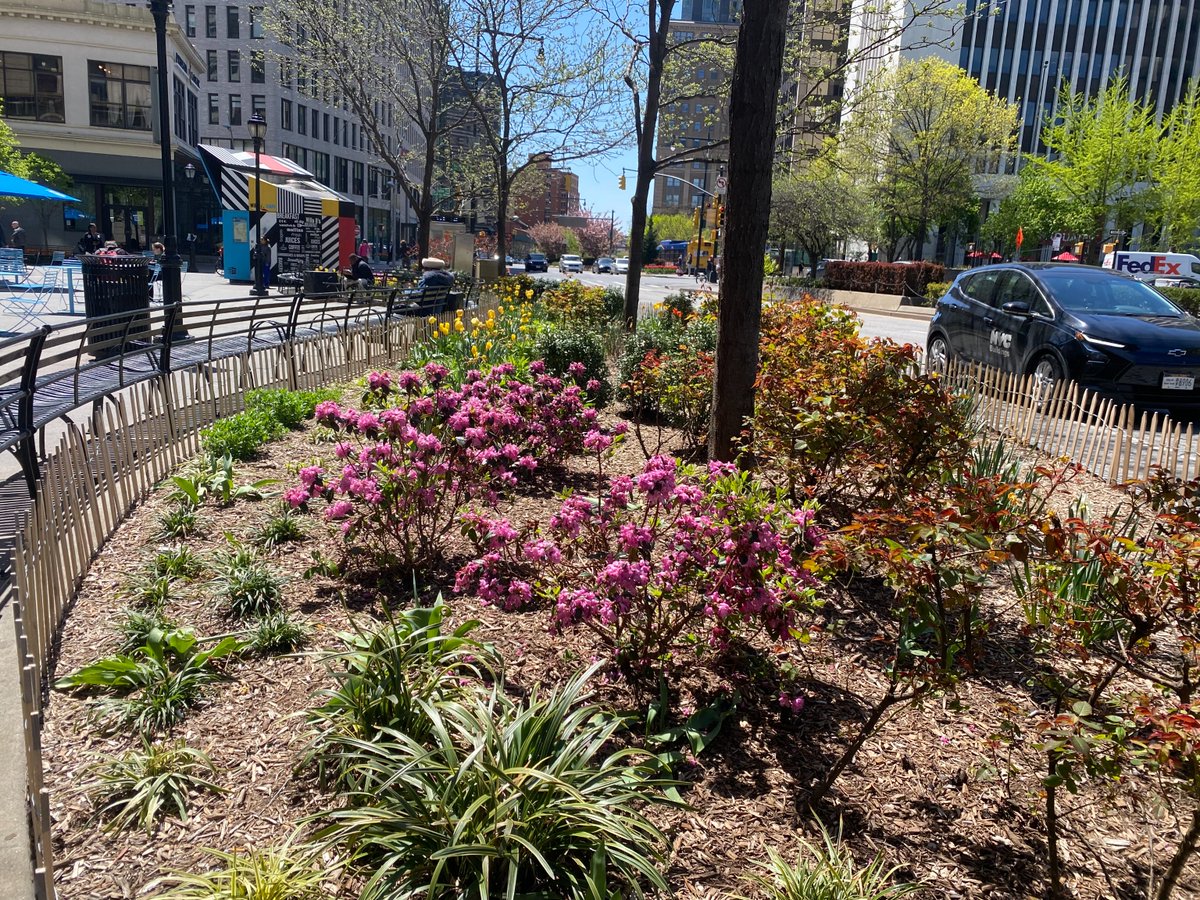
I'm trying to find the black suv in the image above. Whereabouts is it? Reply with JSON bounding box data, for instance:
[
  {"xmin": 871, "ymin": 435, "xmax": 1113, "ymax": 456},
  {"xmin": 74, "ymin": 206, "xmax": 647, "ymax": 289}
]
[
  {"xmin": 524, "ymin": 253, "xmax": 548, "ymax": 272},
  {"xmin": 927, "ymin": 262, "xmax": 1200, "ymax": 412}
]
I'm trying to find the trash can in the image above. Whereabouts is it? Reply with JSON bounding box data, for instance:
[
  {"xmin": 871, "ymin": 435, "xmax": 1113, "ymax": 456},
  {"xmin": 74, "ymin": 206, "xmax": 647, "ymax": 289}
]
[
  {"xmin": 81, "ymin": 254, "xmax": 152, "ymax": 353},
  {"xmin": 303, "ymin": 270, "xmax": 340, "ymax": 295}
]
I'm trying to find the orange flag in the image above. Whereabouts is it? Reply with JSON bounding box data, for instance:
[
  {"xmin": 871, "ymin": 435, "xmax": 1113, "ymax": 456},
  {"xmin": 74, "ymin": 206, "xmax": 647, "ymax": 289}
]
[{"xmin": 1016, "ymin": 226, "xmax": 1024, "ymax": 250}]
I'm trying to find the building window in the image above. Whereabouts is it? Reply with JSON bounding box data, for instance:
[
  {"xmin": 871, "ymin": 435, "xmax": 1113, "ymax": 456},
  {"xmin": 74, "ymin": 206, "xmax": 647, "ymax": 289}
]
[
  {"xmin": 691, "ymin": 177, "xmax": 704, "ymax": 188},
  {"xmin": 205, "ymin": 5, "xmax": 216, "ymax": 38},
  {"xmin": 228, "ymin": 94, "xmax": 242, "ymax": 126},
  {"xmin": 279, "ymin": 58, "xmax": 291, "ymax": 89},
  {"xmin": 226, "ymin": 6, "xmax": 240, "ymax": 39},
  {"xmin": 187, "ymin": 91, "xmax": 198, "ymax": 146},
  {"xmin": 313, "ymin": 151, "xmax": 330, "ymax": 184},
  {"xmin": 173, "ymin": 77, "xmax": 187, "ymax": 141},
  {"xmin": 311, "ymin": 108, "xmax": 318, "ymax": 137},
  {"xmin": 208, "ymin": 92, "xmax": 219, "ymax": 125},
  {"xmin": 333, "ymin": 115, "xmax": 340, "ymax": 145},
  {"xmin": 281, "ymin": 98, "xmax": 292, "ymax": 130},
  {"xmin": 206, "ymin": 50, "xmax": 217, "ymax": 82},
  {"xmin": 0, "ymin": 52, "xmax": 64, "ymax": 122},
  {"xmin": 368, "ymin": 166, "xmax": 379, "ymax": 198},
  {"xmin": 184, "ymin": 5, "xmax": 196, "ymax": 37},
  {"xmin": 297, "ymin": 103, "xmax": 307, "ymax": 134},
  {"xmin": 251, "ymin": 94, "xmax": 265, "ymax": 118},
  {"xmin": 250, "ymin": 51, "xmax": 265, "ymax": 83},
  {"xmin": 335, "ymin": 156, "xmax": 348, "ymax": 192},
  {"xmin": 323, "ymin": 113, "xmax": 329, "ymax": 141},
  {"xmin": 249, "ymin": 6, "xmax": 263, "ymax": 38},
  {"xmin": 343, "ymin": 120, "xmax": 348, "ymax": 146},
  {"xmin": 228, "ymin": 51, "xmax": 240, "ymax": 82},
  {"xmin": 88, "ymin": 60, "xmax": 151, "ymax": 130},
  {"xmin": 690, "ymin": 194, "xmax": 702, "ymax": 208},
  {"xmin": 351, "ymin": 160, "xmax": 363, "ymax": 194}
]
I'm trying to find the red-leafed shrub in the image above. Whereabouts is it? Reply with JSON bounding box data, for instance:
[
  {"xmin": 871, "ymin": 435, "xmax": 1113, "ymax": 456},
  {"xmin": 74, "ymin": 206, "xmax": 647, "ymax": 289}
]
[{"xmin": 824, "ymin": 260, "xmax": 945, "ymax": 296}]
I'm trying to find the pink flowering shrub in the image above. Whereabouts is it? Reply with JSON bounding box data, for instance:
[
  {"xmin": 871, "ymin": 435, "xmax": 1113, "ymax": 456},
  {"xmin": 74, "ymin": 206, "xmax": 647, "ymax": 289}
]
[
  {"xmin": 290, "ymin": 362, "xmax": 621, "ymax": 570},
  {"xmin": 456, "ymin": 455, "xmax": 824, "ymax": 673}
]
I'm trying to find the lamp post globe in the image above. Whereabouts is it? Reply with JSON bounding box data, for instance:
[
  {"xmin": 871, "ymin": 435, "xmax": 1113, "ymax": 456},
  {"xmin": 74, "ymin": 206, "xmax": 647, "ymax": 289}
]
[{"xmin": 248, "ymin": 111, "xmax": 268, "ymax": 296}]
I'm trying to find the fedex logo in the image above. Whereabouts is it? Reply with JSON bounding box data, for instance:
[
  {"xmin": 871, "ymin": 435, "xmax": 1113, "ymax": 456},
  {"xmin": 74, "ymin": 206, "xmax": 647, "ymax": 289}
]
[{"xmin": 1114, "ymin": 254, "xmax": 1182, "ymax": 276}]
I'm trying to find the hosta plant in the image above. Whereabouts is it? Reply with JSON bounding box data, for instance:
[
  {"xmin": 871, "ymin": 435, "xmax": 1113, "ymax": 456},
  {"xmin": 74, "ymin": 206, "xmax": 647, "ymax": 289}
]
[
  {"xmin": 313, "ymin": 667, "xmax": 678, "ymax": 900},
  {"xmin": 85, "ymin": 738, "xmax": 221, "ymax": 833},
  {"xmin": 54, "ymin": 627, "xmax": 242, "ymax": 734},
  {"xmin": 456, "ymin": 454, "xmax": 823, "ymax": 675}
]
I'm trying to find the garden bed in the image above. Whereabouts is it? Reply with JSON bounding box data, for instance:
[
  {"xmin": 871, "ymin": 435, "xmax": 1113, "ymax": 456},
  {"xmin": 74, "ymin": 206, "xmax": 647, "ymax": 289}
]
[{"xmin": 39, "ymin": 292, "xmax": 1200, "ymax": 899}]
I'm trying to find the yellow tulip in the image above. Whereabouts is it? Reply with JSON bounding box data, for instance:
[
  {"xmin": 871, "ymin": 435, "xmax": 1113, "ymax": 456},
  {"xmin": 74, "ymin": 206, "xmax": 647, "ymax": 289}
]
[
  {"xmin": 485, "ymin": 340, "xmax": 493, "ymax": 351},
  {"xmin": 439, "ymin": 323, "xmax": 450, "ymax": 336},
  {"xmin": 525, "ymin": 289, "xmax": 533, "ymax": 299},
  {"xmin": 427, "ymin": 316, "xmax": 438, "ymax": 325},
  {"xmin": 498, "ymin": 306, "xmax": 505, "ymax": 315},
  {"xmin": 454, "ymin": 320, "xmax": 465, "ymax": 333},
  {"xmin": 471, "ymin": 345, "xmax": 480, "ymax": 357}
]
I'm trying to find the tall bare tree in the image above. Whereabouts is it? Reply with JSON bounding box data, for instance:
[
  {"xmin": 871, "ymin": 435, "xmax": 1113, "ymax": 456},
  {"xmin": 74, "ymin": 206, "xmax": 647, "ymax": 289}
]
[
  {"xmin": 265, "ymin": 0, "xmax": 468, "ymax": 256},
  {"xmin": 447, "ymin": 0, "xmax": 627, "ymax": 259}
]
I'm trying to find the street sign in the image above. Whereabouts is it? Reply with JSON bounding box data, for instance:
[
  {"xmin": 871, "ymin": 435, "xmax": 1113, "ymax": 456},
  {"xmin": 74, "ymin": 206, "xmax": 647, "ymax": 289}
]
[
  {"xmin": 1052, "ymin": 232, "xmax": 1064, "ymax": 251},
  {"xmin": 716, "ymin": 175, "xmax": 727, "ymax": 193}
]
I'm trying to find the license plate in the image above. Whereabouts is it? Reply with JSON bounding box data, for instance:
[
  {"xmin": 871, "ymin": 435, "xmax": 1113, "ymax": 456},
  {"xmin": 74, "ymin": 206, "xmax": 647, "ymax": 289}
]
[{"xmin": 1163, "ymin": 375, "xmax": 1195, "ymax": 390}]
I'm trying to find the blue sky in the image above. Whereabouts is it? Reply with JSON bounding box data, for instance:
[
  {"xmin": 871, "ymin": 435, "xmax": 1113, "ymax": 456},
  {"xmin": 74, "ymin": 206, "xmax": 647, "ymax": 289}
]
[{"xmin": 575, "ymin": 146, "xmax": 642, "ymax": 232}]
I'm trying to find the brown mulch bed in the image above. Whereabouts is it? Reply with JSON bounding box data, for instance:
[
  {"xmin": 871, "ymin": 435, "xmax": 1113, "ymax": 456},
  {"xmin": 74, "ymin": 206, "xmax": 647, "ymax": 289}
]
[{"xmin": 40, "ymin": 394, "xmax": 1200, "ymax": 899}]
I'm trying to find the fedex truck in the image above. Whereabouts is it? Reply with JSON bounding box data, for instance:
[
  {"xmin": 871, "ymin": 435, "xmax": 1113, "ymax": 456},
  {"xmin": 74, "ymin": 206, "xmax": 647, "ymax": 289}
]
[{"xmin": 1102, "ymin": 251, "xmax": 1200, "ymax": 286}]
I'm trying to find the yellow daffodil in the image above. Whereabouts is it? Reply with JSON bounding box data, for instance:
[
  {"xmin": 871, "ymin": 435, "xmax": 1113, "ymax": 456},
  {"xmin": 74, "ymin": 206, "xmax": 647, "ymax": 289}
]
[
  {"xmin": 485, "ymin": 340, "xmax": 493, "ymax": 351},
  {"xmin": 525, "ymin": 289, "xmax": 533, "ymax": 299},
  {"xmin": 471, "ymin": 345, "xmax": 480, "ymax": 357},
  {"xmin": 498, "ymin": 306, "xmax": 505, "ymax": 315}
]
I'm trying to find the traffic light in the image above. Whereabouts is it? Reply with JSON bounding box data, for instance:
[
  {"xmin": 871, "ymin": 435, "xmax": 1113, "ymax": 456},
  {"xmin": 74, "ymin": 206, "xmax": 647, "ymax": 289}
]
[
  {"xmin": 717, "ymin": 204, "xmax": 725, "ymax": 228},
  {"xmin": 692, "ymin": 207, "xmax": 701, "ymax": 228},
  {"xmin": 618, "ymin": 174, "xmax": 626, "ymax": 190}
]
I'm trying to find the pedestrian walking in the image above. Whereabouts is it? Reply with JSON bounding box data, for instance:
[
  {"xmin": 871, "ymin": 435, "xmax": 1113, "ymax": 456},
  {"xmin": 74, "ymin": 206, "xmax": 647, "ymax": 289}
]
[{"xmin": 8, "ymin": 220, "xmax": 26, "ymax": 250}]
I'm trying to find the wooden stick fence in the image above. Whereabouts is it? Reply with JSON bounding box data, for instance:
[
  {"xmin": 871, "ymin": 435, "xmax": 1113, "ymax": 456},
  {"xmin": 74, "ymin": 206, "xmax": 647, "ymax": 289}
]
[
  {"xmin": 9, "ymin": 296, "xmax": 495, "ymax": 899},
  {"xmin": 943, "ymin": 359, "xmax": 1200, "ymax": 484}
]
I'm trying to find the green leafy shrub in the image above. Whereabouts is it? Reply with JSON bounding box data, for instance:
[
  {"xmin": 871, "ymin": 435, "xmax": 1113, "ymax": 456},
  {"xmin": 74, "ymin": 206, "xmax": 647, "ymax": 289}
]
[
  {"xmin": 55, "ymin": 628, "xmax": 241, "ymax": 734},
  {"xmin": 824, "ymin": 260, "xmax": 944, "ymax": 295},
  {"xmin": 923, "ymin": 280, "xmax": 952, "ymax": 299},
  {"xmin": 85, "ymin": 739, "xmax": 221, "ymax": 833},
  {"xmin": 158, "ymin": 844, "xmax": 328, "ymax": 899},
  {"xmin": 540, "ymin": 279, "xmax": 614, "ymax": 328},
  {"xmin": 124, "ymin": 571, "xmax": 175, "ymax": 610},
  {"xmin": 616, "ymin": 306, "xmax": 716, "ymax": 397},
  {"xmin": 253, "ymin": 507, "xmax": 306, "ymax": 549},
  {"xmin": 247, "ymin": 388, "xmax": 341, "ymax": 431},
  {"xmin": 158, "ymin": 503, "xmax": 199, "ymax": 540},
  {"xmin": 171, "ymin": 455, "xmax": 276, "ymax": 507},
  {"xmin": 752, "ymin": 298, "xmax": 973, "ymax": 520},
  {"xmin": 201, "ymin": 411, "xmax": 282, "ymax": 461},
  {"xmin": 313, "ymin": 667, "xmax": 677, "ymax": 900},
  {"xmin": 210, "ymin": 545, "xmax": 284, "ymax": 619},
  {"xmin": 600, "ymin": 285, "xmax": 624, "ymax": 319},
  {"xmin": 740, "ymin": 825, "xmax": 918, "ymax": 900},
  {"xmin": 247, "ymin": 611, "xmax": 310, "ymax": 654},
  {"xmin": 303, "ymin": 599, "xmax": 495, "ymax": 791},
  {"xmin": 1158, "ymin": 286, "xmax": 1200, "ymax": 316},
  {"xmin": 534, "ymin": 324, "xmax": 609, "ymax": 406}
]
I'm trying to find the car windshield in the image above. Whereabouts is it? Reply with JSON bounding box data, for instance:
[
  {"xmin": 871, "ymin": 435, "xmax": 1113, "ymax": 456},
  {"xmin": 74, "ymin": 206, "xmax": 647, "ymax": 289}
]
[
  {"xmin": 1037, "ymin": 268, "xmax": 1185, "ymax": 317},
  {"xmin": 616, "ymin": 258, "xmax": 628, "ymax": 263},
  {"xmin": 529, "ymin": 254, "xmax": 545, "ymax": 260}
]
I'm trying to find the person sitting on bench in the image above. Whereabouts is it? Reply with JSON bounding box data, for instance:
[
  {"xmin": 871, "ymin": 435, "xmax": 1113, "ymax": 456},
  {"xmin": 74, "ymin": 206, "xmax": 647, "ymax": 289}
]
[
  {"xmin": 343, "ymin": 253, "xmax": 374, "ymax": 289},
  {"xmin": 418, "ymin": 257, "xmax": 455, "ymax": 289}
]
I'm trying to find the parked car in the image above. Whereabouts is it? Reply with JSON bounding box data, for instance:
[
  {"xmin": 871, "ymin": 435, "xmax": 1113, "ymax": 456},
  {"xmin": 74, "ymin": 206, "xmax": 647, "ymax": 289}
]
[
  {"xmin": 524, "ymin": 253, "xmax": 548, "ymax": 272},
  {"xmin": 926, "ymin": 262, "xmax": 1200, "ymax": 412},
  {"xmin": 614, "ymin": 257, "xmax": 630, "ymax": 274},
  {"xmin": 593, "ymin": 256, "xmax": 616, "ymax": 274},
  {"xmin": 559, "ymin": 254, "xmax": 583, "ymax": 273}
]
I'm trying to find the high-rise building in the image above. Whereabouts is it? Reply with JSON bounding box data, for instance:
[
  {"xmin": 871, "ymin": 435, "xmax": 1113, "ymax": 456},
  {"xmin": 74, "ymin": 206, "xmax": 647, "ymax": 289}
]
[
  {"xmin": 514, "ymin": 154, "xmax": 580, "ymax": 226},
  {"xmin": 178, "ymin": 1, "xmax": 409, "ymax": 248},
  {"xmin": 0, "ymin": 0, "xmax": 208, "ymax": 252}
]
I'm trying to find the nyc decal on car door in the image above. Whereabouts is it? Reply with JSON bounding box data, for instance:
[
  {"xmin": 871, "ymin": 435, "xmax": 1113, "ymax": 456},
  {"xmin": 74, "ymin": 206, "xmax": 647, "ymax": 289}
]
[{"xmin": 989, "ymin": 329, "xmax": 1013, "ymax": 357}]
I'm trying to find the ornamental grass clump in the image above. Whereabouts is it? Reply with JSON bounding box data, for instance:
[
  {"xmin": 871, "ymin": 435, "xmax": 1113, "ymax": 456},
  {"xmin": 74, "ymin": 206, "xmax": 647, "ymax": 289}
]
[
  {"xmin": 456, "ymin": 453, "xmax": 823, "ymax": 674},
  {"xmin": 312, "ymin": 667, "xmax": 678, "ymax": 900},
  {"xmin": 85, "ymin": 738, "xmax": 221, "ymax": 833},
  {"xmin": 289, "ymin": 361, "xmax": 620, "ymax": 570}
]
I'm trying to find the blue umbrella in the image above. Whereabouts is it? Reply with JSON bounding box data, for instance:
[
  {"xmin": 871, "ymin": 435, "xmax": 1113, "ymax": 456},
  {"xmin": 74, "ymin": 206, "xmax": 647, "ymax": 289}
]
[{"xmin": 0, "ymin": 169, "xmax": 80, "ymax": 202}]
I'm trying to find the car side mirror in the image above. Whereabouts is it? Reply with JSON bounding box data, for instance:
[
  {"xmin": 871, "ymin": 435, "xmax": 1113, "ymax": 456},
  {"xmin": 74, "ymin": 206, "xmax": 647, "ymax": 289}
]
[{"xmin": 1001, "ymin": 300, "xmax": 1032, "ymax": 316}]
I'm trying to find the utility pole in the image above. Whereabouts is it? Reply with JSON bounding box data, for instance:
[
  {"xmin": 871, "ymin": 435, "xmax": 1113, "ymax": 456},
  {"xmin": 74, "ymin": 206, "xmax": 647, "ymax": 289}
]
[
  {"xmin": 609, "ymin": 210, "xmax": 614, "ymax": 254},
  {"xmin": 692, "ymin": 153, "xmax": 711, "ymax": 274}
]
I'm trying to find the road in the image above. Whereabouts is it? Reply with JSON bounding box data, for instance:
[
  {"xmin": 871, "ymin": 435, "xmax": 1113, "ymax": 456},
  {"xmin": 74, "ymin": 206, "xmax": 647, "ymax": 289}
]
[{"xmin": 540, "ymin": 269, "xmax": 931, "ymax": 348}]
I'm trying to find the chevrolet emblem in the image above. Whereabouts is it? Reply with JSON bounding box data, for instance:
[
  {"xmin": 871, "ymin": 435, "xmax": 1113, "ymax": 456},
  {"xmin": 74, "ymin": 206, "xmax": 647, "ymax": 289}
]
[{"xmin": 1168, "ymin": 348, "xmax": 1187, "ymax": 357}]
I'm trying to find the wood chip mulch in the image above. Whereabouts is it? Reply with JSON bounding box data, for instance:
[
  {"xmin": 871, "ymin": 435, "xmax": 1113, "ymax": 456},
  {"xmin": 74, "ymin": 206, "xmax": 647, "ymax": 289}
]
[{"xmin": 39, "ymin": 393, "xmax": 1200, "ymax": 900}]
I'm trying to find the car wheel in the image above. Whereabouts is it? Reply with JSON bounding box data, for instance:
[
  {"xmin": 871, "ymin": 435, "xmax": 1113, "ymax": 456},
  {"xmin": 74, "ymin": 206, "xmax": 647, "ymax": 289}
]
[
  {"xmin": 926, "ymin": 334, "xmax": 951, "ymax": 374},
  {"xmin": 1031, "ymin": 353, "xmax": 1064, "ymax": 405}
]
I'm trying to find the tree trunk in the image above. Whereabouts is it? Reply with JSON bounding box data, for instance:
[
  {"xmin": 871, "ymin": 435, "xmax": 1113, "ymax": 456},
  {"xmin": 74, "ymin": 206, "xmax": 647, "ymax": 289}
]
[
  {"xmin": 707, "ymin": 0, "xmax": 789, "ymax": 463},
  {"xmin": 495, "ymin": 156, "xmax": 509, "ymax": 261},
  {"xmin": 1157, "ymin": 802, "xmax": 1200, "ymax": 900},
  {"xmin": 623, "ymin": 0, "xmax": 673, "ymax": 329}
]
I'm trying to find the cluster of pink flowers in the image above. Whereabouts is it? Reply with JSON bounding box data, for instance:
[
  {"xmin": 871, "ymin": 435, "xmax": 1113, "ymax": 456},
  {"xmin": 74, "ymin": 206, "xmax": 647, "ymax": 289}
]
[
  {"xmin": 293, "ymin": 361, "xmax": 622, "ymax": 570},
  {"xmin": 778, "ymin": 692, "xmax": 806, "ymax": 714},
  {"xmin": 456, "ymin": 454, "xmax": 824, "ymax": 671}
]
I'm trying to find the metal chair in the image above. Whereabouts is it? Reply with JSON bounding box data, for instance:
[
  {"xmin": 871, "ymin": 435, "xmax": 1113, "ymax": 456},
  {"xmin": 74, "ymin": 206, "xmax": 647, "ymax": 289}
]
[{"xmin": 0, "ymin": 268, "xmax": 62, "ymax": 333}]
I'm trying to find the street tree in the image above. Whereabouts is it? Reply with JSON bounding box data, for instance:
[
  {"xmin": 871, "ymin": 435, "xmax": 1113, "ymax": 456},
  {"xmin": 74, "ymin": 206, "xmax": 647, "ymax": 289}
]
[
  {"xmin": 1025, "ymin": 75, "xmax": 1159, "ymax": 263},
  {"xmin": 573, "ymin": 209, "xmax": 621, "ymax": 258},
  {"xmin": 980, "ymin": 168, "xmax": 1068, "ymax": 256},
  {"xmin": 1150, "ymin": 80, "xmax": 1200, "ymax": 252},
  {"xmin": 770, "ymin": 150, "xmax": 871, "ymax": 269},
  {"xmin": 846, "ymin": 58, "xmax": 1016, "ymax": 261},
  {"xmin": 649, "ymin": 212, "xmax": 695, "ymax": 242},
  {"xmin": 527, "ymin": 221, "xmax": 568, "ymax": 258},
  {"xmin": 265, "ymin": 0, "xmax": 470, "ymax": 257},
  {"xmin": 447, "ymin": 0, "xmax": 627, "ymax": 261}
]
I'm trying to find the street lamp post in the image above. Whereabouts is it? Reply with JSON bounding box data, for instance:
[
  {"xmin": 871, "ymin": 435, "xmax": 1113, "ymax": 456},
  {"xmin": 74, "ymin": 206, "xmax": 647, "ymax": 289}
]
[
  {"xmin": 247, "ymin": 111, "xmax": 268, "ymax": 296},
  {"xmin": 184, "ymin": 162, "xmax": 198, "ymax": 272},
  {"xmin": 148, "ymin": 0, "xmax": 181, "ymax": 309}
]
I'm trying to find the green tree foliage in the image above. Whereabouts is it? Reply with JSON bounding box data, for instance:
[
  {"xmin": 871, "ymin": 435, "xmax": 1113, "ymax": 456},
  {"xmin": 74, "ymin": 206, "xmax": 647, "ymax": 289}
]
[
  {"xmin": 981, "ymin": 169, "xmax": 1070, "ymax": 255},
  {"xmin": 847, "ymin": 59, "xmax": 1016, "ymax": 261},
  {"xmin": 1150, "ymin": 80, "xmax": 1200, "ymax": 251},
  {"xmin": 1025, "ymin": 76, "xmax": 1159, "ymax": 262},
  {"xmin": 649, "ymin": 213, "xmax": 695, "ymax": 242},
  {"xmin": 770, "ymin": 151, "xmax": 872, "ymax": 267}
]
